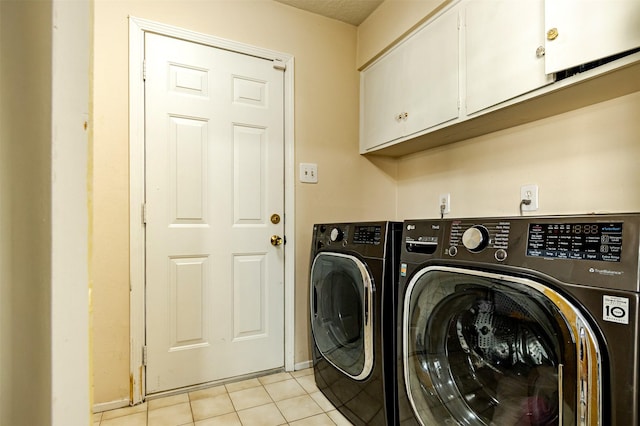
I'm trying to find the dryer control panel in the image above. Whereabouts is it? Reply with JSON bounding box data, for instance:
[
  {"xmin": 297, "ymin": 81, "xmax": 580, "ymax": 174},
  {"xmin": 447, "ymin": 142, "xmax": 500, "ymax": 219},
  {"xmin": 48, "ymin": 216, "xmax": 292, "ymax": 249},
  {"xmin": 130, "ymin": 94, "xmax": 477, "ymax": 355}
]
[
  {"xmin": 352, "ymin": 225, "xmax": 382, "ymax": 245},
  {"xmin": 313, "ymin": 222, "xmax": 400, "ymax": 260}
]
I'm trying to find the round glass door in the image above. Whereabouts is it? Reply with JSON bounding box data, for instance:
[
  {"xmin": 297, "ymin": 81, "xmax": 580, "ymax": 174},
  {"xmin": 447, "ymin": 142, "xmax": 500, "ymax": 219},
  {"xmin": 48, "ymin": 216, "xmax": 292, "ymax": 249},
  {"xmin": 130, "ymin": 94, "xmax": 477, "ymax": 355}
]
[
  {"xmin": 310, "ymin": 252, "xmax": 374, "ymax": 380},
  {"xmin": 403, "ymin": 266, "xmax": 601, "ymax": 426}
]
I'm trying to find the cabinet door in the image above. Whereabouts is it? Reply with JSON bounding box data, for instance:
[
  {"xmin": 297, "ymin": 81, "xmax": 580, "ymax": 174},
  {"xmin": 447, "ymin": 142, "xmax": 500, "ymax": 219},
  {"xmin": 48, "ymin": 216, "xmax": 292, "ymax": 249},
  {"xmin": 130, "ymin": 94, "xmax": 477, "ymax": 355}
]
[
  {"xmin": 360, "ymin": 46, "xmax": 405, "ymax": 151},
  {"xmin": 404, "ymin": 5, "xmax": 460, "ymax": 136},
  {"xmin": 545, "ymin": 0, "xmax": 640, "ymax": 73},
  {"xmin": 465, "ymin": 0, "xmax": 553, "ymax": 114}
]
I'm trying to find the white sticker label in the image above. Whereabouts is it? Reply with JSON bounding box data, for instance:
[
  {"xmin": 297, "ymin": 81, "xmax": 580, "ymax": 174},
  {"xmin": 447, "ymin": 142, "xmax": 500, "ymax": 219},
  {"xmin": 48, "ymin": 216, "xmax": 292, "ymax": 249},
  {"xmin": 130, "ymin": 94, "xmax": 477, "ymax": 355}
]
[{"xmin": 603, "ymin": 295, "xmax": 629, "ymax": 324}]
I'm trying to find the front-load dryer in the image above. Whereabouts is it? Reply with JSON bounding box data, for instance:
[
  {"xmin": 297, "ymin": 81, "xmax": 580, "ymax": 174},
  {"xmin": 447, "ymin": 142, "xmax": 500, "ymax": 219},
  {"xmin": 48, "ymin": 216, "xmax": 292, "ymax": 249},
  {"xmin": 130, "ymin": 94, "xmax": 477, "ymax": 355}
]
[
  {"xmin": 397, "ymin": 214, "xmax": 639, "ymax": 425},
  {"xmin": 310, "ymin": 222, "xmax": 401, "ymax": 425}
]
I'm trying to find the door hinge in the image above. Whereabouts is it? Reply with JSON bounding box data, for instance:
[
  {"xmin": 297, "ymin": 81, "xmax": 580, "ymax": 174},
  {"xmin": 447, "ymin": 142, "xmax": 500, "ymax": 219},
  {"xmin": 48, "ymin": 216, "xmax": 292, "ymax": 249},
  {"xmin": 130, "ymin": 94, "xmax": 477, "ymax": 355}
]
[
  {"xmin": 143, "ymin": 59, "xmax": 147, "ymax": 81},
  {"xmin": 142, "ymin": 346, "xmax": 148, "ymax": 366},
  {"xmin": 273, "ymin": 58, "xmax": 286, "ymax": 71},
  {"xmin": 142, "ymin": 203, "xmax": 147, "ymax": 224}
]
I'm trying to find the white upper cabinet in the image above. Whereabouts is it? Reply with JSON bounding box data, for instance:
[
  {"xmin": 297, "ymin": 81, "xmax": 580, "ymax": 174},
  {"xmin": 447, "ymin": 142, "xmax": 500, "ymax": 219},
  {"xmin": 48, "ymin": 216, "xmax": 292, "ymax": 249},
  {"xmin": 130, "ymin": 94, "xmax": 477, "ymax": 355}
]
[
  {"xmin": 361, "ymin": 45, "xmax": 404, "ymax": 151},
  {"xmin": 465, "ymin": 0, "xmax": 554, "ymax": 114},
  {"xmin": 404, "ymin": 8, "xmax": 460, "ymax": 137},
  {"xmin": 360, "ymin": 5, "xmax": 460, "ymax": 153},
  {"xmin": 544, "ymin": 0, "xmax": 640, "ymax": 73},
  {"xmin": 359, "ymin": 0, "xmax": 640, "ymax": 156}
]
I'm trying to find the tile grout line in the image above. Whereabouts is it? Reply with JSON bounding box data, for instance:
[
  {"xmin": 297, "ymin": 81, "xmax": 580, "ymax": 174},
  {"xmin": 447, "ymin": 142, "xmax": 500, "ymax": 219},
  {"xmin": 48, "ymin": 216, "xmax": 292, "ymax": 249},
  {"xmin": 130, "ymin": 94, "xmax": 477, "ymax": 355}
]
[
  {"xmin": 187, "ymin": 391, "xmax": 195, "ymax": 425},
  {"xmin": 96, "ymin": 368, "xmax": 346, "ymax": 426}
]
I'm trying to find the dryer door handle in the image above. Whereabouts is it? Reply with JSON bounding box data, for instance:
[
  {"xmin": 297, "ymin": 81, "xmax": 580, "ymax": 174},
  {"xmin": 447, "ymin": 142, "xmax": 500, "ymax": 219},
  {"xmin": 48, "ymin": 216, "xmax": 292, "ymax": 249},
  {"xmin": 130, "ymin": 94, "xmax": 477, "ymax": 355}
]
[
  {"xmin": 312, "ymin": 287, "xmax": 318, "ymax": 317},
  {"xmin": 364, "ymin": 285, "xmax": 369, "ymax": 326}
]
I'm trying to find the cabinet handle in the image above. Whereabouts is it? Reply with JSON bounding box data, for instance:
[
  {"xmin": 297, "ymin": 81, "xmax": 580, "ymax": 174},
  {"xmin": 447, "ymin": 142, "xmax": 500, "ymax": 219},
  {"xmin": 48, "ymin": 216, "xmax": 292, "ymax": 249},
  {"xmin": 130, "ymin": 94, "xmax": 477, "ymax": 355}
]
[
  {"xmin": 395, "ymin": 112, "xmax": 409, "ymax": 122},
  {"xmin": 547, "ymin": 27, "xmax": 559, "ymax": 41},
  {"xmin": 536, "ymin": 46, "xmax": 545, "ymax": 57}
]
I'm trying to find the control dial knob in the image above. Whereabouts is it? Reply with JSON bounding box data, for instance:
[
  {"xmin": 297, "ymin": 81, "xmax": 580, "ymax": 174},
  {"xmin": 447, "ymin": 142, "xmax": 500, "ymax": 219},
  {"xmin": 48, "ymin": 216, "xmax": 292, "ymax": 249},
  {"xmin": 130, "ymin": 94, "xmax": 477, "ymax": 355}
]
[
  {"xmin": 462, "ymin": 225, "xmax": 490, "ymax": 252},
  {"xmin": 330, "ymin": 227, "xmax": 344, "ymax": 242}
]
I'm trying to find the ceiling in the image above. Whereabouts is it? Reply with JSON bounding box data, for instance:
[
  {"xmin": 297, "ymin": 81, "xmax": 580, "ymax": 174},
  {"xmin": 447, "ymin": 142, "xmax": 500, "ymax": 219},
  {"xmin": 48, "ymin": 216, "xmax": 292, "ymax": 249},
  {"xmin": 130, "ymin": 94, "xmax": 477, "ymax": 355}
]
[{"xmin": 273, "ymin": 0, "xmax": 384, "ymax": 26}]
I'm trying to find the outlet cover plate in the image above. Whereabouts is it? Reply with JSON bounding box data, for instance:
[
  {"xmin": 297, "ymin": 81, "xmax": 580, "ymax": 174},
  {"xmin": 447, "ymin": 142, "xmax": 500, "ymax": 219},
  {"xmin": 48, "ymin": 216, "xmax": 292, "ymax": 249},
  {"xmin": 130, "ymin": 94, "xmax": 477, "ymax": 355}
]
[
  {"xmin": 439, "ymin": 193, "xmax": 451, "ymax": 214},
  {"xmin": 520, "ymin": 184, "xmax": 539, "ymax": 211}
]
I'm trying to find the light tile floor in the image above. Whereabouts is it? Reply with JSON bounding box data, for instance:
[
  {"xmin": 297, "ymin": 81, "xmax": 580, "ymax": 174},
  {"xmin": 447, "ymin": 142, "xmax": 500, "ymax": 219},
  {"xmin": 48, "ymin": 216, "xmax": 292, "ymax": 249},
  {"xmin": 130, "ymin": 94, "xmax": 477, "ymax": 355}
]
[{"xmin": 93, "ymin": 368, "xmax": 354, "ymax": 426}]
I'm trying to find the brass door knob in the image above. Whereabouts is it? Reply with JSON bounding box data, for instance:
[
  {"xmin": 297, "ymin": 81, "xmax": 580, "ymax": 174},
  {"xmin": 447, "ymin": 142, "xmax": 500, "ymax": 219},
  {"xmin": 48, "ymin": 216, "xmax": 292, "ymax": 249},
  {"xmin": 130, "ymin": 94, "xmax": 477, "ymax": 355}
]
[
  {"xmin": 547, "ymin": 27, "xmax": 559, "ymax": 41},
  {"xmin": 270, "ymin": 235, "xmax": 283, "ymax": 246}
]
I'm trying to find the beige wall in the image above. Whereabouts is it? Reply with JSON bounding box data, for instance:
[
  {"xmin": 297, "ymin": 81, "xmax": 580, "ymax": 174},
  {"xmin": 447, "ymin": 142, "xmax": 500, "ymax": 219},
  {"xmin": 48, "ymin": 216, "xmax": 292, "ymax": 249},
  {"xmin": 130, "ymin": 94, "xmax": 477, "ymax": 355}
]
[
  {"xmin": 0, "ymin": 1, "xmax": 53, "ymax": 424},
  {"xmin": 0, "ymin": 1, "xmax": 7, "ymax": 419},
  {"xmin": 1, "ymin": 2, "xmax": 91, "ymax": 422},
  {"xmin": 92, "ymin": 0, "xmax": 396, "ymax": 404},
  {"xmin": 397, "ymin": 92, "xmax": 640, "ymax": 219},
  {"xmin": 357, "ymin": 0, "xmax": 446, "ymax": 68}
]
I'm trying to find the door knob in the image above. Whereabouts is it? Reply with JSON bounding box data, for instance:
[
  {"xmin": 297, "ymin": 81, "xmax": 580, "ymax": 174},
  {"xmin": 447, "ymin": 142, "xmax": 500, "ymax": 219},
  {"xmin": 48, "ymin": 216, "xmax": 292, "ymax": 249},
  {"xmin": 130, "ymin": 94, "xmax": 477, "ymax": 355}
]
[{"xmin": 270, "ymin": 235, "xmax": 283, "ymax": 246}]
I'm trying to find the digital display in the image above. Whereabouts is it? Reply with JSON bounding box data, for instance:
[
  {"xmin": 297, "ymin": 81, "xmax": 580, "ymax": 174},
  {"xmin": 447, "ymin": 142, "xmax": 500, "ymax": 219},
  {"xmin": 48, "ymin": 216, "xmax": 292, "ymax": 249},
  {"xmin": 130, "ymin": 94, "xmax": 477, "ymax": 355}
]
[
  {"xmin": 526, "ymin": 222, "xmax": 622, "ymax": 262},
  {"xmin": 353, "ymin": 225, "xmax": 382, "ymax": 245}
]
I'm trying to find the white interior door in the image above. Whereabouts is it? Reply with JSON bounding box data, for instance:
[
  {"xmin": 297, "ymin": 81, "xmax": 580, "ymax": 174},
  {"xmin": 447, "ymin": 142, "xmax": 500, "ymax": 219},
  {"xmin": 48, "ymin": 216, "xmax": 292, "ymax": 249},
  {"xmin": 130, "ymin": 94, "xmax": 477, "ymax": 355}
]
[{"xmin": 144, "ymin": 32, "xmax": 285, "ymax": 393}]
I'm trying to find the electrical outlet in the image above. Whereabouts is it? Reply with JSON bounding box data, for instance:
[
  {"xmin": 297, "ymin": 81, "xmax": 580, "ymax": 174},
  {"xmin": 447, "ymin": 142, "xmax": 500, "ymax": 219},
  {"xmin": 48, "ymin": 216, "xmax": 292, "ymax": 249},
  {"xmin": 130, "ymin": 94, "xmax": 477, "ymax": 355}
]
[
  {"xmin": 439, "ymin": 193, "xmax": 451, "ymax": 215},
  {"xmin": 299, "ymin": 163, "xmax": 318, "ymax": 183},
  {"xmin": 520, "ymin": 184, "xmax": 539, "ymax": 211}
]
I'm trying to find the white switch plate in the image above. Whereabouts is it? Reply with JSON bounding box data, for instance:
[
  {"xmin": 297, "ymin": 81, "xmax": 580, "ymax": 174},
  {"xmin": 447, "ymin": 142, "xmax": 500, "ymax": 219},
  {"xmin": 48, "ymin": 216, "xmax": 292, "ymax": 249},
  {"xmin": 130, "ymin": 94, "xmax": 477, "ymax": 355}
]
[
  {"xmin": 520, "ymin": 184, "xmax": 539, "ymax": 211},
  {"xmin": 300, "ymin": 163, "xmax": 318, "ymax": 183}
]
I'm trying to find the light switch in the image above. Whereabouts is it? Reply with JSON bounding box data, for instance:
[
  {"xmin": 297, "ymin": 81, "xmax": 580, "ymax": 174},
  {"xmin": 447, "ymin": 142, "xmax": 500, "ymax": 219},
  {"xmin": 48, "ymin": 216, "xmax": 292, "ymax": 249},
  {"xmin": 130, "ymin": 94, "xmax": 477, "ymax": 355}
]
[{"xmin": 300, "ymin": 163, "xmax": 318, "ymax": 183}]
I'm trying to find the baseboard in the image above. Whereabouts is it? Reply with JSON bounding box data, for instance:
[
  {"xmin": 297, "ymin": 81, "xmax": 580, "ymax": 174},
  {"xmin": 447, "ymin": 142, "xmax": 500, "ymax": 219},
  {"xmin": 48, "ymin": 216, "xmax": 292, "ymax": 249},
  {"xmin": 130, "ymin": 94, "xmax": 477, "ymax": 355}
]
[
  {"xmin": 93, "ymin": 398, "xmax": 130, "ymax": 413},
  {"xmin": 294, "ymin": 360, "xmax": 313, "ymax": 371}
]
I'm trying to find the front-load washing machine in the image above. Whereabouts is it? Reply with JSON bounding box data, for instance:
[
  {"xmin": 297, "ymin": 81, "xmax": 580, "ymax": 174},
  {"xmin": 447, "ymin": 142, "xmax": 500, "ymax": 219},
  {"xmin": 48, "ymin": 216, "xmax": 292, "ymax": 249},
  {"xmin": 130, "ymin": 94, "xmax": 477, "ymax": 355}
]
[
  {"xmin": 310, "ymin": 222, "xmax": 401, "ymax": 425},
  {"xmin": 397, "ymin": 214, "xmax": 639, "ymax": 425}
]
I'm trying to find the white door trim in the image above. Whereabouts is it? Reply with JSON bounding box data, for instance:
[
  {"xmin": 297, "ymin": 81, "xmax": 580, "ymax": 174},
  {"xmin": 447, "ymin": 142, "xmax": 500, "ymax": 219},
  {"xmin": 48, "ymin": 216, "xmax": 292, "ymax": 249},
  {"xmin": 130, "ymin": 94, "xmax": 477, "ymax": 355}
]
[{"xmin": 128, "ymin": 16, "xmax": 295, "ymax": 404}]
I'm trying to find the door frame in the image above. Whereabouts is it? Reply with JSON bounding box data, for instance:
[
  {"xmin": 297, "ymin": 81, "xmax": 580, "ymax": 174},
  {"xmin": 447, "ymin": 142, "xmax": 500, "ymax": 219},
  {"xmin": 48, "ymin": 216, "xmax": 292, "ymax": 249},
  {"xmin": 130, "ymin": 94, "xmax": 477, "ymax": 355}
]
[{"xmin": 128, "ymin": 16, "xmax": 296, "ymax": 403}]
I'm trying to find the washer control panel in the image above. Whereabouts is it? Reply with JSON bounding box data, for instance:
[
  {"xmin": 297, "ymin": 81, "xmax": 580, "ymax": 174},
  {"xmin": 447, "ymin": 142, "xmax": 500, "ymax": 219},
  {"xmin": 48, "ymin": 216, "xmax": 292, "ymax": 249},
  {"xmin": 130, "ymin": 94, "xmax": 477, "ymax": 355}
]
[
  {"xmin": 526, "ymin": 221, "xmax": 623, "ymax": 262},
  {"xmin": 400, "ymin": 214, "xmax": 640, "ymax": 292},
  {"xmin": 404, "ymin": 222, "xmax": 442, "ymax": 255},
  {"xmin": 448, "ymin": 220, "xmax": 512, "ymax": 261}
]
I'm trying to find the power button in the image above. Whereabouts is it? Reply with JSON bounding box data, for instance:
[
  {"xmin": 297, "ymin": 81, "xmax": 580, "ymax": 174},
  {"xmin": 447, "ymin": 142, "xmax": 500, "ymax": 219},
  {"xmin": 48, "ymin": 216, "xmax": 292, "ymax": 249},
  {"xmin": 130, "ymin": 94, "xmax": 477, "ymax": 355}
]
[{"xmin": 495, "ymin": 249, "xmax": 508, "ymax": 262}]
